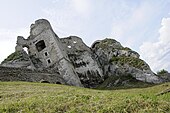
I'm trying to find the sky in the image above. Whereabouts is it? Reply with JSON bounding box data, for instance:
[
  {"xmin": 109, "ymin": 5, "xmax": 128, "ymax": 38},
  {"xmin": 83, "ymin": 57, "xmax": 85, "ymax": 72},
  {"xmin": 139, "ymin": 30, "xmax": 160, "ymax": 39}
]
[{"xmin": 0, "ymin": 0, "xmax": 170, "ymax": 72}]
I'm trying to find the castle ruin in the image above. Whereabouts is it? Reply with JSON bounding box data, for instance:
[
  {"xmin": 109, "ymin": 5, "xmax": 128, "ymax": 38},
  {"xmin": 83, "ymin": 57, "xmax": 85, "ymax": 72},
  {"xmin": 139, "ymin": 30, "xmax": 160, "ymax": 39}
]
[
  {"xmin": 15, "ymin": 19, "xmax": 83, "ymax": 87},
  {"xmin": 1, "ymin": 19, "xmax": 164, "ymax": 88}
]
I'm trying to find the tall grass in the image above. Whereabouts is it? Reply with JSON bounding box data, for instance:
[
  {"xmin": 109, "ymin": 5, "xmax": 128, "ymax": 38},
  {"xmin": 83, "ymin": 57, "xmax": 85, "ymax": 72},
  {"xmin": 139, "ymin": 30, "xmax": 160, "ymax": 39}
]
[{"xmin": 0, "ymin": 82, "xmax": 170, "ymax": 113}]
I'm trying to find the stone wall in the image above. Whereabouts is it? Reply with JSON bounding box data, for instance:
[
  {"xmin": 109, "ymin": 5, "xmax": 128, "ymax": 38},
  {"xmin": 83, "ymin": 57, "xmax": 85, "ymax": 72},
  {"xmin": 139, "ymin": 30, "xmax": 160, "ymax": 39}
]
[
  {"xmin": 14, "ymin": 19, "xmax": 83, "ymax": 87},
  {"xmin": 1, "ymin": 19, "xmax": 166, "ymax": 88},
  {"xmin": 0, "ymin": 66, "xmax": 65, "ymax": 84},
  {"xmin": 61, "ymin": 36, "xmax": 104, "ymax": 88}
]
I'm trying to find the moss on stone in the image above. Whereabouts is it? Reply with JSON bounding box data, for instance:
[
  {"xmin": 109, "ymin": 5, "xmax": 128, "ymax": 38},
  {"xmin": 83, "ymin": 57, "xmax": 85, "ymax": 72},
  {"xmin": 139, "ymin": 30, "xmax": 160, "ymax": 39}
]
[
  {"xmin": 95, "ymin": 39, "xmax": 134, "ymax": 52},
  {"xmin": 97, "ymin": 74, "xmax": 152, "ymax": 90},
  {"xmin": 96, "ymin": 38, "xmax": 123, "ymax": 49},
  {"xmin": 2, "ymin": 51, "xmax": 24, "ymax": 64},
  {"xmin": 121, "ymin": 47, "xmax": 131, "ymax": 51},
  {"xmin": 157, "ymin": 69, "xmax": 168, "ymax": 75},
  {"xmin": 102, "ymin": 38, "xmax": 118, "ymax": 44},
  {"xmin": 110, "ymin": 56, "xmax": 149, "ymax": 70}
]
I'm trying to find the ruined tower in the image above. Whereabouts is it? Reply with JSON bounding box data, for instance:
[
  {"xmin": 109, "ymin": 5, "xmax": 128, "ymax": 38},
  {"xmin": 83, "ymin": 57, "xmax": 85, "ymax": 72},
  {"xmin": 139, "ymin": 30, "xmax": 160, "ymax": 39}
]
[{"xmin": 15, "ymin": 19, "xmax": 83, "ymax": 87}]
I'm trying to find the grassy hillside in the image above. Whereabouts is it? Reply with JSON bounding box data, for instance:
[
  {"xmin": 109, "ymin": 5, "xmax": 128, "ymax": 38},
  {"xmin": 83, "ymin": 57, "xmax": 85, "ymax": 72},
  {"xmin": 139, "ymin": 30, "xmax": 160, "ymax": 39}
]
[{"xmin": 0, "ymin": 82, "xmax": 170, "ymax": 113}]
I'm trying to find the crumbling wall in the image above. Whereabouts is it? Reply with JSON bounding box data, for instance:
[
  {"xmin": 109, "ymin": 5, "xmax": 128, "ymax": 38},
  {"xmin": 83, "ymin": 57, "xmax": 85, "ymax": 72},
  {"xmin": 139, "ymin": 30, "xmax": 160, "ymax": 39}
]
[
  {"xmin": 0, "ymin": 66, "xmax": 65, "ymax": 84},
  {"xmin": 60, "ymin": 36, "xmax": 104, "ymax": 88},
  {"xmin": 1, "ymin": 50, "xmax": 35, "ymax": 70},
  {"xmin": 14, "ymin": 19, "xmax": 83, "ymax": 87},
  {"xmin": 1, "ymin": 19, "xmax": 164, "ymax": 88}
]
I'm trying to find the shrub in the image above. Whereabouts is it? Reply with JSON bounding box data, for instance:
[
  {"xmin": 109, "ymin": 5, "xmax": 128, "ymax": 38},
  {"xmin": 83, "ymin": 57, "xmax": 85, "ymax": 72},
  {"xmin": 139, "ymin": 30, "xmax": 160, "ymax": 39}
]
[{"xmin": 157, "ymin": 69, "xmax": 168, "ymax": 75}]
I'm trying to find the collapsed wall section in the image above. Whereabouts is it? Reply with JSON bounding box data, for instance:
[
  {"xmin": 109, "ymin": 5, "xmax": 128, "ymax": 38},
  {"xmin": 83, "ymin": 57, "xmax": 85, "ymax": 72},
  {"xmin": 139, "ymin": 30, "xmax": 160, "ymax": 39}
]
[
  {"xmin": 14, "ymin": 19, "xmax": 83, "ymax": 87},
  {"xmin": 0, "ymin": 66, "xmax": 65, "ymax": 84},
  {"xmin": 60, "ymin": 36, "xmax": 104, "ymax": 88}
]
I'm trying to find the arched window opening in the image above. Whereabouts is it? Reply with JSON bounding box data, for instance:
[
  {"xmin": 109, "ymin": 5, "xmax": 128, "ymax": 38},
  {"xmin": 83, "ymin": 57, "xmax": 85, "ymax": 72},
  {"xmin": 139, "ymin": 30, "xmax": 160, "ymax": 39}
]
[
  {"xmin": 23, "ymin": 47, "xmax": 29, "ymax": 54},
  {"xmin": 56, "ymin": 81, "xmax": 61, "ymax": 84},
  {"xmin": 40, "ymin": 80, "xmax": 50, "ymax": 83}
]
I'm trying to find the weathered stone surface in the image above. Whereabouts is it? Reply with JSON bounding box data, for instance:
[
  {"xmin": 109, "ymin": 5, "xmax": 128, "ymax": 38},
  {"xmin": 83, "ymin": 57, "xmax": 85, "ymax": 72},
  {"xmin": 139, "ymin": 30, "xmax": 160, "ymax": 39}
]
[
  {"xmin": 2, "ymin": 19, "xmax": 83, "ymax": 87},
  {"xmin": 158, "ymin": 73, "xmax": 170, "ymax": 82},
  {"xmin": 1, "ymin": 50, "xmax": 35, "ymax": 70},
  {"xmin": 0, "ymin": 19, "xmax": 165, "ymax": 88},
  {"xmin": 0, "ymin": 66, "xmax": 65, "ymax": 84},
  {"xmin": 92, "ymin": 38, "xmax": 162, "ymax": 84},
  {"xmin": 60, "ymin": 36, "xmax": 104, "ymax": 88},
  {"xmin": 97, "ymin": 73, "xmax": 152, "ymax": 89}
]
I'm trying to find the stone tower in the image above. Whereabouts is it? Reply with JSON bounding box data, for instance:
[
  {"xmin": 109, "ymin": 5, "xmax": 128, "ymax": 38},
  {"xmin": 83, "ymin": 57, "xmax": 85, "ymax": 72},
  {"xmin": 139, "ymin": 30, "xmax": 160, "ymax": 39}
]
[{"xmin": 15, "ymin": 19, "xmax": 83, "ymax": 87}]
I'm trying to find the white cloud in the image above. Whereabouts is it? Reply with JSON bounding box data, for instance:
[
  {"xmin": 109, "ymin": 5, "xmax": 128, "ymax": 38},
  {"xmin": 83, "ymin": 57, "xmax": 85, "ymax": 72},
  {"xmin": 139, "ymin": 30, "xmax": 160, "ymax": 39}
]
[
  {"xmin": 140, "ymin": 18, "xmax": 170, "ymax": 72},
  {"xmin": 42, "ymin": 0, "xmax": 94, "ymax": 46},
  {"xmin": 111, "ymin": 1, "xmax": 167, "ymax": 49},
  {"xmin": 71, "ymin": 0, "xmax": 92, "ymax": 16},
  {"xmin": 0, "ymin": 28, "xmax": 29, "ymax": 63}
]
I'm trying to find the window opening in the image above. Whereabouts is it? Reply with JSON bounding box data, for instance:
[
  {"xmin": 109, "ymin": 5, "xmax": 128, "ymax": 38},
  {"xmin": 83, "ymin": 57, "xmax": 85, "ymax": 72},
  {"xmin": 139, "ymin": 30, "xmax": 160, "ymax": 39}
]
[
  {"xmin": 23, "ymin": 47, "xmax": 28, "ymax": 54},
  {"xmin": 68, "ymin": 45, "xmax": 71, "ymax": 48},
  {"xmin": 73, "ymin": 41, "xmax": 77, "ymax": 44},
  {"xmin": 47, "ymin": 59, "xmax": 51, "ymax": 64},
  {"xmin": 35, "ymin": 40, "xmax": 46, "ymax": 52},
  {"xmin": 44, "ymin": 52, "xmax": 48, "ymax": 56}
]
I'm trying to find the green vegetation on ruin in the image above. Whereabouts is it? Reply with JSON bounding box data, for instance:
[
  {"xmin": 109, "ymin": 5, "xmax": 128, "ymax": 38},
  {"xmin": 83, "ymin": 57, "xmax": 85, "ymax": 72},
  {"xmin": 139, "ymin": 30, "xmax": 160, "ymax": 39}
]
[
  {"xmin": 95, "ymin": 39, "xmax": 135, "ymax": 53},
  {"xmin": 97, "ymin": 74, "xmax": 153, "ymax": 90},
  {"xmin": 1, "ymin": 51, "xmax": 28, "ymax": 64},
  {"xmin": 102, "ymin": 38, "xmax": 118, "ymax": 44},
  {"xmin": 110, "ymin": 56, "xmax": 149, "ymax": 70},
  {"xmin": 121, "ymin": 47, "xmax": 131, "ymax": 51},
  {"xmin": 157, "ymin": 69, "xmax": 169, "ymax": 75},
  {"xmin": 95, "ymin": 38, "xmax": 123, "ymax": 49},
  {"xmin": 0, "ymin": 82, "xmax": 170, "ymax": 113},
  {"xmin": 1, "ymin": 51, "xmax": 22, "ymax": 63}
]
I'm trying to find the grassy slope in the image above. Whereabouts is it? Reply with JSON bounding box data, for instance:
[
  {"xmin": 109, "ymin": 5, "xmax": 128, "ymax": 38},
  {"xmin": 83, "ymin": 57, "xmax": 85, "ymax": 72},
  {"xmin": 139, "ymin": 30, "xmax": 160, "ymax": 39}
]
[{"xmin": 0, "ymin": 82, "xmax": 170, "ymax": 113}]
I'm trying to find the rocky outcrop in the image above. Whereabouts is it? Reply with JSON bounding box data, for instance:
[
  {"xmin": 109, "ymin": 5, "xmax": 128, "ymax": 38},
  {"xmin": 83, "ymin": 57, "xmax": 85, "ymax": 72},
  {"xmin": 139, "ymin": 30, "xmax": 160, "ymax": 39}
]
[
  {"xmin": 8, "ymin": 19, "xmax": 83, "ymax": 87},
  {"xmin": 158, "ymin": 73, "xmax": 170, "ymax": 82},
  {"xmin": 60, "ymin": 36, "xmax": 104, "ymax": 88},
  {"xmin": 0, "ymin": 19, "xmax": 165, "ymax": 88},
  {"xmin": 92, "ymin": 38, "xmax": 162, "ymax": 84},
  {"xmin": 1, "ymin": 50, "xmax": 35, "ymax": 70}
]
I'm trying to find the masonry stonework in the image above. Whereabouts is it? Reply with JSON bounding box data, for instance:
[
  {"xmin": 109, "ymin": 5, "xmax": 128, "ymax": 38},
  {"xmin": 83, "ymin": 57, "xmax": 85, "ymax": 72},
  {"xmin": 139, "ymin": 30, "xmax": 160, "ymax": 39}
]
[
  {"xmin": 1, "ymin": 19, "xmax": 165, "ymax": 88},
  {"xmin": 15, "ymin": 19, "xmax": 83, "ymax": 87}
]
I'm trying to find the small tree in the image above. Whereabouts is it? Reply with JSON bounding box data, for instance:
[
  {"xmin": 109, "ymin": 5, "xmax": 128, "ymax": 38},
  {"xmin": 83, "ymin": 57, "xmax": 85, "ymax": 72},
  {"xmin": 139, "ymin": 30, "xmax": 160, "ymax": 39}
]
[{"xmin": 157, "ymin": 69, "xmax": 168, "ymax": 75}]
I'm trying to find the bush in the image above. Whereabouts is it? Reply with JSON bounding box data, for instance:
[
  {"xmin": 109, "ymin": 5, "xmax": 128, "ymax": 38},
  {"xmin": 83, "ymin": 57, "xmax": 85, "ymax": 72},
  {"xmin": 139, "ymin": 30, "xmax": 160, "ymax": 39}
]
[{"xmin": 157, "ymin": 69, "xmax": 168, "ymax": 75}]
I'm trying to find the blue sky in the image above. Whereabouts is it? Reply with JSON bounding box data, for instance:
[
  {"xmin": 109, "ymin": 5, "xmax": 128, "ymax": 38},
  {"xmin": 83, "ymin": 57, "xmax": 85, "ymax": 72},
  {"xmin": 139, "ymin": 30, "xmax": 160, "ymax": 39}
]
[{"xmin": 0, "ymin": 0, "xmax": 170, "ymax": 72}]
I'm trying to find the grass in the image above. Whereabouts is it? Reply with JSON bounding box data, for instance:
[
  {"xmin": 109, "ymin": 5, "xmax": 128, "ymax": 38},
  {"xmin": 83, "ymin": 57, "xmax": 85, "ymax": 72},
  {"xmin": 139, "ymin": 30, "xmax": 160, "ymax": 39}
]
[
  {"xmin": 1, "ymin": 51, "xmax": 22, "ymax": 63},
  {"xmin": 97, "ymin": 74, "xmax": 154, "ymax": 90},
  {"xmin": 1, "ymin": 51, "xmax": 29, "ymax": 64},
  {"xmin": 0, "ymin": 82, "xmax": 170, "ymax": 113}
]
